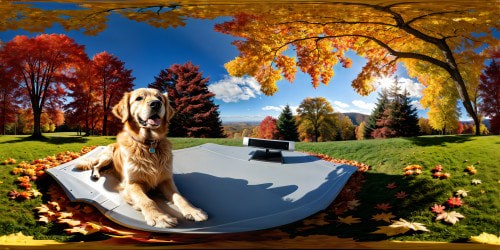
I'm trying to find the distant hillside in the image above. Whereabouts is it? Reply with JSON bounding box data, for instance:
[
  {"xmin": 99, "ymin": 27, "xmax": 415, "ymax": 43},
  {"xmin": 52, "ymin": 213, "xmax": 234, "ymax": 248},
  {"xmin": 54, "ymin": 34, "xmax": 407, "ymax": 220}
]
[
  {"xmin": 340, "ymin": 112, "xmax": 370, "ymax": 126},
  {"xmin": 222, "ymin": 121, "xmax": 259, "ymax": 136}
]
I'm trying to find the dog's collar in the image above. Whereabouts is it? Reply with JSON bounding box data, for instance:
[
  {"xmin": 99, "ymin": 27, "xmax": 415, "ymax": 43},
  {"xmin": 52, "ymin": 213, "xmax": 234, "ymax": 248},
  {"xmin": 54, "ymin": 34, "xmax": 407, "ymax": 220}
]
[{"xmin": 127, "ymin": 133, "xmax": 160, "ymax": 154}]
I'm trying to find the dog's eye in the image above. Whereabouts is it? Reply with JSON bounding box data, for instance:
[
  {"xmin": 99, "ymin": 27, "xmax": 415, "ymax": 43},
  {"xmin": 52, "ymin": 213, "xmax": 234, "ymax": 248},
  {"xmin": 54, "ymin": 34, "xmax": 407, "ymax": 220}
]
[{"xmin": 135, "ymin": 96, "xmax": 143, "ymax": 101}]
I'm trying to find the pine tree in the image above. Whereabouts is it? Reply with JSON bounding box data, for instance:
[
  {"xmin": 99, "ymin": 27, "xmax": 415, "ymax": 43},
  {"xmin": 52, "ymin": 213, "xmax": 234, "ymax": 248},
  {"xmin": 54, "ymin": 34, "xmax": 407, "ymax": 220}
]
[
  {"xmin": 277, "ymin": 104, "xmax": 299, "ymax": 141},
  {"xmin": 368, "ymin": 78, "xmax": 419, "ymax": 138},
  {"xmin": 365, "ymin": 90, "xmax": 389, "ymax": 139},
  {"xmin": 149, "ymin": 62, "xmax": 225, "ymax": 138},
  {"xmin": 399, "ymin": 89, "xmax": 420, "ymax": 136}
]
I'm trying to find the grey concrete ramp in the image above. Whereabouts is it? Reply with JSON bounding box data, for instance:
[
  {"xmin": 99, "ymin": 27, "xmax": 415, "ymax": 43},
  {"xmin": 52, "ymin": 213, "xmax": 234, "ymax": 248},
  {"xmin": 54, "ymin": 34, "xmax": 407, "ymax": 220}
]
[{"xmin": 46, "ymin": 143, "xmax": 357, "ymax": 234}]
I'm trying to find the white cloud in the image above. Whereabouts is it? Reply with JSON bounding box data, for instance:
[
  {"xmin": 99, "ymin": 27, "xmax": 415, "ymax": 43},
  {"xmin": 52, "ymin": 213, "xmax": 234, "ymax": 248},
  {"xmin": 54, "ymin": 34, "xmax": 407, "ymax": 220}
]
[
  {"xmin": 410, "ymin": 100, "xmax": 424, "ymax": 110},
  {"xmin": 262, "ymin": 106, "xmax": 282, "ymax": 112},
  {"xmin": 208, "ymin": 76, "xmax": 261, "ymax": 103},
  {"xmin": 262, "ymin": 105, "xmax": 299, "ymax": 115},
  {"xmin": 333, "ymin": 101, "xmax": 350, "ymax": 109},
  {"xmin": 352, "ymin": 100, "xmax": 375, "ymax": 111},
  {"xmin": 375, "ymin": 76, "xmax": 425, "ymax": 98}
]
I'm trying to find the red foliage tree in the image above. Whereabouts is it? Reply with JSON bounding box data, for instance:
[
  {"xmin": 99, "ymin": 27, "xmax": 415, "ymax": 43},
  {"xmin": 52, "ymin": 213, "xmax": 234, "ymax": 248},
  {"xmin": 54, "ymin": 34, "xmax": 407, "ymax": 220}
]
[
  {"xmin": 92, "ymin": 52, "xmax": 134, "ymax": 135},
  {"xmin": 149, "ymin": 62, "xmax": 224, "ymax": 138},
  {"xmin": 456, "ymin": 122, "xmax": 464, "ymax": 134},
  {"xmin": 0, "ymin": 56, "xmax": 20, "ymax": 134},
  {"xmin": 479, "ymin": 59, "xmax": 500, "ymax": 135},
  {"xmin": 66, "ymin": 61, "xmax": 103, "ymax": 135},
  {"xmin": 0, "ymin": 34, "xmax": 87, "ymax": 138},
  {"xmin": 258, "ymin": 116, "xmax": 280, "ymax": 139}
]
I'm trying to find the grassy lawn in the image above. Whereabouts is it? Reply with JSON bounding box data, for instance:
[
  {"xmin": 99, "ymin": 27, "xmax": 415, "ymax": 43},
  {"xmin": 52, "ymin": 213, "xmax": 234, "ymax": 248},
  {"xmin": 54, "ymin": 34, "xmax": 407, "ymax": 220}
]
[{"xmin": 0, "ymin": 133, "xmax": 498, "ymax": 243}]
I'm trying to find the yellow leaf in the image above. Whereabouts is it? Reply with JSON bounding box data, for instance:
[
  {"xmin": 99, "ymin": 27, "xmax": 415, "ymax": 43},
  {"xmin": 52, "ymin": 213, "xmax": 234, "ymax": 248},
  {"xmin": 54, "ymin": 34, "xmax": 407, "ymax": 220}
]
[
  {"xmin": 469, "ymin": 232, "xmax": 500, "ymax": 245},
  {"xmin": 57, "ymin": 211, "xmax": 73, "ymax": 219},
  {"xmin": 29, "ymin": 189, "xmax": 42, "ymax": 198},
  {"xmin": 371, "ymin": 212, "xmax": 396, "ymax": 223},
  {"xmin": 338, "ymin": 216, "xmax": 361, "ymax": 225}
]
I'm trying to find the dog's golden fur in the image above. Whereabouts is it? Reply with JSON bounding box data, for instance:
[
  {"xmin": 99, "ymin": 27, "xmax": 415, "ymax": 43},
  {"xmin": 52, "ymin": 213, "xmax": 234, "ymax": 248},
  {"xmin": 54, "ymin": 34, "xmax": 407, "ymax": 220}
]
[{"xmin": 76, "ymin": 88, "xmax": 207, "ymax": 228}]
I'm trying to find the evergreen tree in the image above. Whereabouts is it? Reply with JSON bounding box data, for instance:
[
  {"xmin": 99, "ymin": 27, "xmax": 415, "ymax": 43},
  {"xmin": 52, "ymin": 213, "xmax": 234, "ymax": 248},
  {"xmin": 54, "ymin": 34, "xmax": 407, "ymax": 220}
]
[
  {"xmin": 365, "ymin": 90, "xmax": 389, "ymax": 139},
  {"xmin": 399, "ymin": 89, "xmax": 420, "ymax": 136},
  {"xmin": 149, "ymin": 62, "xmax": 225, "ymax": 138},
  {"xmin": 371, "ymin": 78, "xmax": 420, "ymax": 138},
  {"xmin": 277, "ymin": 104, "xmax": 299, "ymax": 141}
]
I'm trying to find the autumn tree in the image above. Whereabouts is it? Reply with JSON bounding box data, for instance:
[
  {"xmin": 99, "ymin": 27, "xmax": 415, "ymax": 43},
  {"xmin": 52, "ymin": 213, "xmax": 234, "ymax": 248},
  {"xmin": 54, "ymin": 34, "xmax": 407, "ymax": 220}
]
[
  {"xmin": 149, "ymin": 62, "xmax": 224, "ymax": 138},
  {"xmin": 258, "ymin": 116, "xmax": 280, "ymax": 139},
  {"xmin": 418, "ymin": 118, "xmax": 433, "ymax": 135},
  {"xmin": 277, "ymin": 105, "xmax": 299, "ymax": 141},
  {"xmin": 213, "ymin": 2, "xmax": 498, "ymax": 135},
  {"xmin": 0, "ymin": 34, "xmax": 87, "ymax": 138},
  {"xmin": 297, "ymin": 97, "xmax": 337, "ymax": 142},
  {"xmin": 479, "ymin": 59, "xmax": 500, "ymax": 134},
  {"xmin": 1, "ymin": 1, "xmax": 497, "ymax": 135},
  {"xmin": 92, "ymin": 52, "xmax": 134, "ymax": 135},
  {"xmin": 65, "ymin": 60, "xmax": 102, "ymax": 136},
  {"xmin": 337, "ymin": 115, "xmax": 355, "ymax": 141},
  {"xmin": 355, "ymin": 121, "xmax": 366, "ymax": 140},
  {"xmin": 0, "ymin": 55, "xmax": 20, "ymax": 135}
]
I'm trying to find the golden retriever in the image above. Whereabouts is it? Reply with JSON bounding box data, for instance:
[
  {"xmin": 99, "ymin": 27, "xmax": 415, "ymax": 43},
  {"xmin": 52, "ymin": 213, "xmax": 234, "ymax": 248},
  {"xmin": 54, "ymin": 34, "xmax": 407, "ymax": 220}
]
[{"xmin": 76, "ymin": 88, "xmax": 208, "ymax": 228}]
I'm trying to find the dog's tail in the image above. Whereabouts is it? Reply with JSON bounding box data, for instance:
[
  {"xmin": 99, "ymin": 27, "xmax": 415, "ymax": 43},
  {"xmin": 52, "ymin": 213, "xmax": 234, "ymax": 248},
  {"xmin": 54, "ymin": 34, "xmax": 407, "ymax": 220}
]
[{"xmin": 75, "ymin": 158, "xmax": 98, "ymax": 171}]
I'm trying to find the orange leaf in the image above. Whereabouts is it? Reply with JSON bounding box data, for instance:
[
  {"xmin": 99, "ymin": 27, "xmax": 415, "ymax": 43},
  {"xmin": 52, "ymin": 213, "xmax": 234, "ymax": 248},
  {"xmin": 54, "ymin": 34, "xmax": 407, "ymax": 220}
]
[{"xmin": 338, "ymin": 216, "xmax": 361, "ymax": 225}]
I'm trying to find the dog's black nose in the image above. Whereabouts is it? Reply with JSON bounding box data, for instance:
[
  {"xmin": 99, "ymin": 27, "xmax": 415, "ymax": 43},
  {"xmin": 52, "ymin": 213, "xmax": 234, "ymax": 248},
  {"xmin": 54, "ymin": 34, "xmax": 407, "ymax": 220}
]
[{"xmin": 149, "ymin": 100, "xmax": 162, "ymax": 110}]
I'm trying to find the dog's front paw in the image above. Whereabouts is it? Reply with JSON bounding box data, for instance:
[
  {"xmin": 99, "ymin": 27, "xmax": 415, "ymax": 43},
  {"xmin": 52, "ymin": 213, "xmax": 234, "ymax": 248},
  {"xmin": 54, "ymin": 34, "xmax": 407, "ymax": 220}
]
[
  {"xmin": 91, "ymin": 170, "xmax": 100, "ymax": 180},
  {"xmin": 145, "ymin": 212, "xmax": 178, "ymax": 228},
  {"xmin": 183, "ymin": 208, "xmax": 208, "ymax": 222}
]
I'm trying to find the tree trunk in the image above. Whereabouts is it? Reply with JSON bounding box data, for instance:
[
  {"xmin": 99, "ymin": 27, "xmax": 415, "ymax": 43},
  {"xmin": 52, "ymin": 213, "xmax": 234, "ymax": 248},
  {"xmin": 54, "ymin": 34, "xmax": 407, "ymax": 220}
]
[
  {"xmin": 102, "ymin": 113, "xmax": 108, "ymax": 136},
  {"xmin": 439, "ymin": 42, "xmax": 481, "ymax": 135},
  {"xmin": 32, "ymin": 107, "xmax": 43, "ymax": 138}
]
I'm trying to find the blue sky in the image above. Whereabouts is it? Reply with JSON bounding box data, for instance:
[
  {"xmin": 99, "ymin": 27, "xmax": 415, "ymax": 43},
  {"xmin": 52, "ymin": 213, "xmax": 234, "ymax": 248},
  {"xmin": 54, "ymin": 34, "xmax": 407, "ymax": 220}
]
[{"xmin": 0, "ymin": 9, "xmax": 457, "ymax": 123}]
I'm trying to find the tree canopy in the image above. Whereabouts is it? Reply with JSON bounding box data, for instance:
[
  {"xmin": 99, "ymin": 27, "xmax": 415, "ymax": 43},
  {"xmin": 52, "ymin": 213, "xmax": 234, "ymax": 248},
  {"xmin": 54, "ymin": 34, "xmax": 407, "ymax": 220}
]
[{"xmin": 0, "ymin": 1, "xmax": 498, "ymax": 135}]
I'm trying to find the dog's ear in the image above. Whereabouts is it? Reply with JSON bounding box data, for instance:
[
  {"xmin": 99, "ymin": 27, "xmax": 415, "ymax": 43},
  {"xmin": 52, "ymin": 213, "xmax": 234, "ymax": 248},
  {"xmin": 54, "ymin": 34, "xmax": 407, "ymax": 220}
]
[
  {"xmin": 163, "ymin": 93, "xmax": 175, "ymax": 123},
  {"xmin": 113, "ymin": 92, "xmax": 130, "ymax": 123}
]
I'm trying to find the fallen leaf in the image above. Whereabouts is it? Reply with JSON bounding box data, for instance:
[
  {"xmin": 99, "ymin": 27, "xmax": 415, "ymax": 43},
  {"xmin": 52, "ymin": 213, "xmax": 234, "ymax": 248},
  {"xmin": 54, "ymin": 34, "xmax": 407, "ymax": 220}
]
[
  {"xmin": 30, "ymin": 189, "xmax": 42, "ymax": 198},
  {"xmin": 7, "ymin": 190, "xmax": 20, "ymax": 200},
  {"xmin": 386, "ymin": 182, "xmax": 397, "ymax": 189},
  {"xmin": 375, "ymin": 203, "xmax": 393, "ymax": 211},
  {"xmin": 395, "ymin": 191, "xmax": 408, "ymax": 199},
  {"xmin": 430, "ymin": 204, "xmax": 446, "ymax": 214},
  {"xmin": 338, "ymin": 215, "xmax": 361, "ymax": 225},
  {"xmin": 436, "ymin": 211, "xmax": 465, "ymax": 225},
  {"xmin": 59, "ymin": 218, "xmax": 81, "ymax": 227},
  {"xmin": 432, "ymin": 165, "xmax": 443, "ymax": 172},
  {"xmin": 371, "ymin": 212, "xmax": 396, "ymax": 223},
  {"xmin": 471, "ymin": 179, "xmax": 482, "ymax": 185},
  {"xmin": 469, "ymin": 232, "xmax": 500, "ymax": 245},
  {"xmin": 455, "ymin": 189, "xmax": 468, "ymax": 197},
  {"xmin": 347, "ymin": 199, "xmax": 360, "ymax": 210},
  {"xmin": 371, "ymin": 218, "xmax": 429, "ymax": 236},
  {"xmin": 447, "ymin": 197, "xmax": 463, "ymax": 208}
]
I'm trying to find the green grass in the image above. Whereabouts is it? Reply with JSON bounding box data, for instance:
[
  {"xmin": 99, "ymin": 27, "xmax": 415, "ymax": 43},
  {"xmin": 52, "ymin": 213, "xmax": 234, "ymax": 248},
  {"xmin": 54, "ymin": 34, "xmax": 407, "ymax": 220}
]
[{"xmin": 0, "ymin": 133, "xmax": 498, "ymax": 242}]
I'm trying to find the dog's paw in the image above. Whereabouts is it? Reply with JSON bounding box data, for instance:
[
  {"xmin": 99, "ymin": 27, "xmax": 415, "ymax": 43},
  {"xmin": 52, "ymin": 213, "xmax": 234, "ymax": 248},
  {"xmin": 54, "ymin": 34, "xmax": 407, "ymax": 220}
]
[
  {"xmin": 91, "ymin": 170, "xmax": 100, "ymax": 180},
  {"xmin": 145, "ymin": 213, "xmax": 178, "ymax": 228},
  {"xmin": 183, "ymin": 208, "xmax": 208, "ymax": 222}
]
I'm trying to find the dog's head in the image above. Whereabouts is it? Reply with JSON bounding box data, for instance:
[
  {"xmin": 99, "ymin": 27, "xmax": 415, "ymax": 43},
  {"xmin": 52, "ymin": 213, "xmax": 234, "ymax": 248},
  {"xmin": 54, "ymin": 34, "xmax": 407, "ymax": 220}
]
[{"xmin": 112, "ymin": 88, "xmax": 175, "ymax": 133}]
